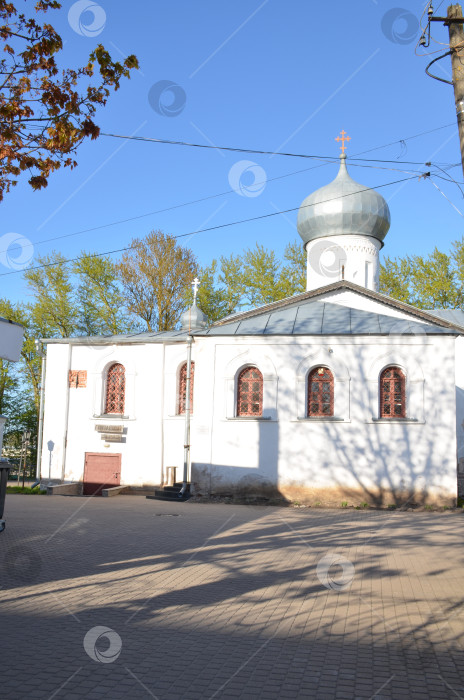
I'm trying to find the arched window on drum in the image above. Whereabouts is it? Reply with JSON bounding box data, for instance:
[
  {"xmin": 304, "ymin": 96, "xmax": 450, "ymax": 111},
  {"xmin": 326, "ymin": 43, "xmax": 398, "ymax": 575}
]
[
  {"xmin": 307, "ymin": 367, "xmax": 334, "ymax": 417},
  {"xmin": 105, "ymin": 363, "xmax": 125, "ymax": 414},
  {"xmin": 379, "ymin": 366, "xmax": 406, "ymax": 418},
  {"xmin": 236, "ymin": 366, "xmax": 263, "ymax": 417}
]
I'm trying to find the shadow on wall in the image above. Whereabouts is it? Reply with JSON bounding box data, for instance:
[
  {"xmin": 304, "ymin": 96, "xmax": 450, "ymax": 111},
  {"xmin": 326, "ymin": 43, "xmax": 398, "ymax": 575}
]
[
  {"xmin": 194, "ymin": 339, "xmax": 457, "ymax": 507},
  {"xmin": 192, "ymin": 417, "xmax": 284, "ymax": 500},
  {"xmin": 307, "ymin": 343, "xmax": 457, "ymax": 507},
  {"xmin": 456, "ymin": 385, "xmax": 464, "ymax": 502}
]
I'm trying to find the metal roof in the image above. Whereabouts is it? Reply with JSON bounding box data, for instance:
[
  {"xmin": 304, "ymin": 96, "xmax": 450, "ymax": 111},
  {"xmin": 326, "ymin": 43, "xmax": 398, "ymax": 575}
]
[
  {"xmin": 297, "ymin": 155, "xmax": 390, "ymax": 247},
  {"xmin": 426, "ymin": 308, "xmax": 464, "ymax": 330},
  {"xmin": 42, "ymin": 329, "xmax": 190, "ymax": 345},
  {"xmin": 212, "ymin": 281, "xmax": 462, "ymax": 331},
  {"xmin": 196, "ymin": 299, "xmax": 456, "ymax": 337},
  {"xmin": 41, "ymin": 283, "xmax": 462, "ymax": 345}
]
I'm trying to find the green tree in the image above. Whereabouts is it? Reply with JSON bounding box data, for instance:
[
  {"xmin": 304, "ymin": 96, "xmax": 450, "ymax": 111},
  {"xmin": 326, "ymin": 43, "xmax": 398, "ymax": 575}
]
[
  {"xmin": 215, "ymin": 240, "xmax": 307, "ymax": 315},
  {"xmin": 117, "ymin": 230, "xmax": 198, "ymax": 332},
  {"xmin": 196, "ymin": 260, "xmax": 231, "ymax": 324},
  {"xmin": 379, "ymin": 256, "xmax": 414, "ymax": 304},
  {"xmin": 218, "ymin": 252, "xmax": 246, "ymax": 314},
  {"xmin": 0, "ymin": 299, "xmax": 39, "ymax": 459},
  {"xmin": 280, "ymin": 240, "xmax": 306, "ymax": 297},
  {"xmin": 0, "ymin": 0, "xmax": 138, "ymax": 199},
  {"xmin": 73, "ymin": 254, "xmax": 132, "ymax": 335},
  {"xmin": 241, "ymin": 244, "xmax": 286, "ymax": 307},
  {"xmin": 24, "ymin": 252, "xmax": 78, "ymax": 337},
  {"xmin": 380, "ymin": 240, "xmax": 464, "ymax": 310}
]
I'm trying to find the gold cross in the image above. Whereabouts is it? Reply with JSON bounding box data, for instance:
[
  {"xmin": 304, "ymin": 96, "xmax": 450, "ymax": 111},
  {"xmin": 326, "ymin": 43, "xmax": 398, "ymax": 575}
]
[{"xmin": 335, "ymin": 130, "xmax": 351, "ymax": 153}]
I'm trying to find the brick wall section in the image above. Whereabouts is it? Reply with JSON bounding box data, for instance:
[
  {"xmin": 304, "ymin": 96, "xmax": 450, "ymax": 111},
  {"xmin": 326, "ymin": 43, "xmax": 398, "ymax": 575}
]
[{"xmin": 68, "ymin": 370, "xmax": 87, "ymax": 388}]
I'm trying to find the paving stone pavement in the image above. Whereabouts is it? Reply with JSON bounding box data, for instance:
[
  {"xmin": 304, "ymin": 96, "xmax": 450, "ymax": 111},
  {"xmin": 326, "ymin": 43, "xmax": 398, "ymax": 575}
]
[{"xmin": 1, "ymin": 496, "xmax": 464, "ymax": 699}]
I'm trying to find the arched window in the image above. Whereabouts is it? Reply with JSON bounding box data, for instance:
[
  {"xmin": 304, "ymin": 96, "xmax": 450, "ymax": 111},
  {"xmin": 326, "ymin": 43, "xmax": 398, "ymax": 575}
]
[
  {"xmin": 178, "ymin": 362, "xmax": 195, "ymax": 414},
  {"xmin": 380, "ymin": 366, "xmax": 406, "ymax": 418},
  {"xmin": 307, "ymin": 367, "xmax": 334, "ymax": 417},
  {"xmin": 237, "ymin": 366, "xmax": 263, "ymax": 417},
  {"xmin": 105, "ymin": 363, "xmax": 125, "ymax": 414}
]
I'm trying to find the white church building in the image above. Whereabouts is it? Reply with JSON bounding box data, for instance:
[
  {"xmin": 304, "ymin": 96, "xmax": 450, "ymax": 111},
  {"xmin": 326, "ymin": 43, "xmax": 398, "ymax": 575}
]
[{"xmin": 39, "ymin": 151, "xmax": 464, "ymax": 506}]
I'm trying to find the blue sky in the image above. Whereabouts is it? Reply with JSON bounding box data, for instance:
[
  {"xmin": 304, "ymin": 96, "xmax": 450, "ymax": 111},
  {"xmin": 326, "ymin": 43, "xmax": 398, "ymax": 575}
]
[{"xmin": 2, "ymin": 0, "xmax": 463, "ymax": 302}]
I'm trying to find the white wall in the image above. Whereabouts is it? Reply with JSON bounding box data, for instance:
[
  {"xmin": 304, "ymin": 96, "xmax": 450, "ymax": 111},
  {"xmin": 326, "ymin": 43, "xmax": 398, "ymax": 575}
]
[
  {"xmin": 42, "ymin": 331, "xmax": 458, "ymax": 504},
  {"xmin": 306, "ymin": 235, "xmax": 381, "ymax": 292},
  {"xmin": 454, "ymin": 336, "xmax": 464, "ymax": 498},
  {"xmin": 42, "ymin": 342, "xmax": 167, "ymax": 486},
  {"xmin": 191, "ymin": 334, "xmax": 457, "ymax": 503}
]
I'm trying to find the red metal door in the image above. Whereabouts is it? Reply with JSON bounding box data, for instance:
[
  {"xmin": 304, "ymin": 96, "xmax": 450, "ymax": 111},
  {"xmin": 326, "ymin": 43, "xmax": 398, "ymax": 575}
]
[{"xmin": 83, "ymin": 453, "xmax": 121, "ymax": 496}]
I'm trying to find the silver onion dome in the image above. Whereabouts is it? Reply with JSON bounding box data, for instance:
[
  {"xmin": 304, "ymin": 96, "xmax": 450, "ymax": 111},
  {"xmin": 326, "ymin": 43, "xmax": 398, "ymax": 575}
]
[
  {"xmin": 297, "ymin": 154, "xmax": 391, "ymax": 247},
  {"xmin": 180, "ymin": 302, "xmax": 208, "ymax": 331}
]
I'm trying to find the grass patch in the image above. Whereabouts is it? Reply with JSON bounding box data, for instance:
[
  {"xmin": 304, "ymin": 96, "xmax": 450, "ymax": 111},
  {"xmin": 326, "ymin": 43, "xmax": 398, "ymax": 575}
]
[
  {"xmin": 340, "ymin": 501, "xmax": 348, "ymax": 508},
  {"xmin": 6, "ymin": 486, "xmax": 46, "ymax": 495}
]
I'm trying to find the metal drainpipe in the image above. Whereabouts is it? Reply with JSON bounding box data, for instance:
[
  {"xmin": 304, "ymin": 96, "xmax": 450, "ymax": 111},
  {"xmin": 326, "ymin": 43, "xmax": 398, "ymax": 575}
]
[
  {"xmin": 61, "ymin": 343, "xmax": 72, "ymax": 483},
  {"xmin": 160, "ymin": 342, "xmax": 166, "ymax": 486},
  {"xmin": 35, "ymin": 340, "xmax": 46, "ymax": 482},
  {"xmin": 179, "ymin": 335, "xmax": 193, "ymax": 497}
]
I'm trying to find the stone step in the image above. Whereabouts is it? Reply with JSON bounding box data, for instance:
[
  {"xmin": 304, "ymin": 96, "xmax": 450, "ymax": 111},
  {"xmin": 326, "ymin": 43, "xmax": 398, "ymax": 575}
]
[
  {"xmin": 147, "ymin": 491, "xmax": 191, "ymax": 502},
  {"xmin": 162, "ymin": 485, "xmax": 190, "ymax": 494}
]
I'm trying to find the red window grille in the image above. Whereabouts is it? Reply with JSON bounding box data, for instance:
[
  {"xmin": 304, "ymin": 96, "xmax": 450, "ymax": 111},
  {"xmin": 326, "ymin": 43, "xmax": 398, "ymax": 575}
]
[
  {"xmin": 307, "ymin": 367, "xmax": 334, "ymax": 417},
  {"xmin": 380, "ymin": 366, "xmax": 406, "ymax": 418},
  {"xmin": 105, "ymin": 363, "xmax": 125, "ymax": 414},
  {"xmin": 237, "ymin": 366, "xmax": 263, "ymax": 417},
  {"xmin": 178, "ymin": 362, "xmax": 195, "ymax": 414}
]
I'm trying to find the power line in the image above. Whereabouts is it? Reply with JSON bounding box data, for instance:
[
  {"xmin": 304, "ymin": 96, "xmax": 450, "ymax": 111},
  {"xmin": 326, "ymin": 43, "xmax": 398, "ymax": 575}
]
[
  {"xmin": 2, "ymin": 124, "xmax": 451, "ymax": 259},
  {"xmin": 429, "ymin": 178, "xmax": 464, "ymax": 216},
  {"xmin": 0, "ymin": 161, "xmax": 426, "ymax": 259},
  {"xmin": 0, "ymin": 174, "xmax": 421, "ymax": 277},
  {"xmin": 352, "ymin": 122, "xmax": 455, "ymax": 156},
  {"xmin": 100, "ymin": 132, "xmax": 442, "ymax": 166}
]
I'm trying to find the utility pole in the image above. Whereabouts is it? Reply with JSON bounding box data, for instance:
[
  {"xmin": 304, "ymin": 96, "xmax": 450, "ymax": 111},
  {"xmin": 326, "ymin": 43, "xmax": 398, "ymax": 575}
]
[
  {"xmin": 425, "ymin": 4, "xmax": 464, "ymax": 177},
  {"xmin": 447, "ymin": 5, "xmax": 464, "ymax": 178}
]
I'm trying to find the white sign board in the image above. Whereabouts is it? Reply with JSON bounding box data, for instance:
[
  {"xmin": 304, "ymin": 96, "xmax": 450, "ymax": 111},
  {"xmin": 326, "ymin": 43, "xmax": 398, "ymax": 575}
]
[{"xmin": 0, "ymin": 318, "xmax": 24, "ymax": 362}]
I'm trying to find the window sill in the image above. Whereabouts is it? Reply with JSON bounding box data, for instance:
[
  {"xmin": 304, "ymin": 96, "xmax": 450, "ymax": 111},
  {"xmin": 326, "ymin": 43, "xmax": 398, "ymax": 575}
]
[
  {"xmin": 369, "ymin": 417, "xmax": 423, "ymax": 424},
  {"xmin": 296, "ymin": 416, "xmax": 346, "ymax": 422},
  {"xmin": 92, "ymin": 414, "xmax": 132, "ymax": 421},
  {"xmin": 227, "ymin": 416, "xmax": 274, "ymax": 421},
  {"xmin": 165, "ymin": 414, "xmax": 195, "ymax": 419}
]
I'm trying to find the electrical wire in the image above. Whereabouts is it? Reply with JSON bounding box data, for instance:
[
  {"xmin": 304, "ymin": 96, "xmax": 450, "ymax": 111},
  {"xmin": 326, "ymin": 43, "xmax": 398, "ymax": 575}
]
[
  {"xmin": 2, "ymin": 127, "xmax": 450, "ymax": 259},
  {"xmin": 100, "ymin": 132, "xmax": 434, "ymax": 166},
  {"xmin": 344, "ymin": 122, "xmax": 455, "ymax": 157},
  {"xmin": 0, "ymin": 174, "xmax": 420, "ymax": 277},
  {"xmin": 429, "ymin": 178, "xmax": 464, "ymax": 216},
  {"xmin": 431, "ymin": 163, "xmax": 464, "ymax": 197},
  {"xmin": 0, "ymin": 124, "xmax": 455, "ymax": 259}
]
